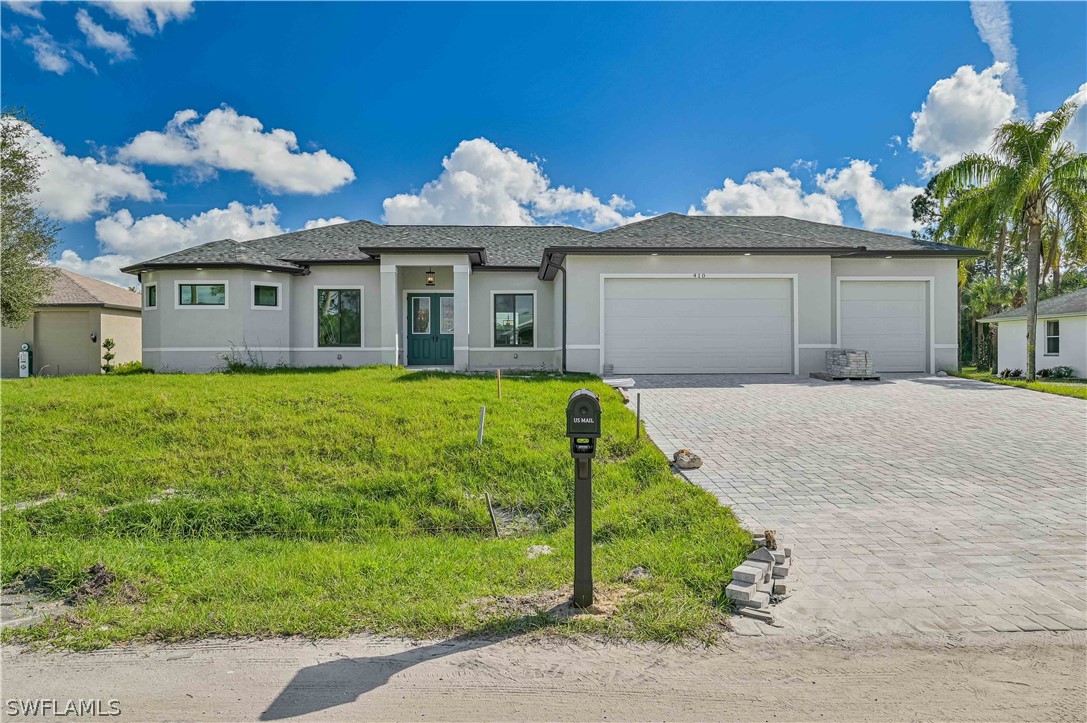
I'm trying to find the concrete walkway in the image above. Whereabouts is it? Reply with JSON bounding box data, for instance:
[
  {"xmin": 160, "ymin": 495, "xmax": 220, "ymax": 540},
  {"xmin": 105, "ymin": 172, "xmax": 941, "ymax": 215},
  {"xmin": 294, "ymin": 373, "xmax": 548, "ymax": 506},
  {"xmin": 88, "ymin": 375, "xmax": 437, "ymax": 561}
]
[{"xmin": 630, "ymin": 373, "xmax": 1087, "ymax": 638}]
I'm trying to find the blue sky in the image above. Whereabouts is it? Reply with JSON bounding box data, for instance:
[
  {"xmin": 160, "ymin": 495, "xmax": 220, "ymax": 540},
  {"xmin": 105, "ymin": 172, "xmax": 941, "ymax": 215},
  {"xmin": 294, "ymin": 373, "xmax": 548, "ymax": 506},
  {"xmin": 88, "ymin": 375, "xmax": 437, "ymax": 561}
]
[{"xmin": 2, "ymin": 1, "xmax": 1085, "ymax": 285}]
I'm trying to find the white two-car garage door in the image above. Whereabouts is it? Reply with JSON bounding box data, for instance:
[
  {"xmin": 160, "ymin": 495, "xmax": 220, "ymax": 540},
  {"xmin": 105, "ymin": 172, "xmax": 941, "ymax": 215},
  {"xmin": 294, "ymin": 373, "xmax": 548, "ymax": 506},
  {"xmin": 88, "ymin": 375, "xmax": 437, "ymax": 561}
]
[
  {"xmin": 603, "ymin": 277, "xmax": 794, "ymax": 374},
  {"xmin": 839, "ymin": 280, "xmax": 929, "ymax": 372}
]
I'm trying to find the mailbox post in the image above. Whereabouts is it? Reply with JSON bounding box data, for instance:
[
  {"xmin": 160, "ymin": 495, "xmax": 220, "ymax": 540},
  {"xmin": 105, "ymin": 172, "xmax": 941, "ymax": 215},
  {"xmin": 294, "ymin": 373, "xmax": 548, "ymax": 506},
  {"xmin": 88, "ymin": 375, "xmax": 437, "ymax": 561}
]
[{"xmin": 566, "ymin": 389, "xmax": 601, "ymax": 608}]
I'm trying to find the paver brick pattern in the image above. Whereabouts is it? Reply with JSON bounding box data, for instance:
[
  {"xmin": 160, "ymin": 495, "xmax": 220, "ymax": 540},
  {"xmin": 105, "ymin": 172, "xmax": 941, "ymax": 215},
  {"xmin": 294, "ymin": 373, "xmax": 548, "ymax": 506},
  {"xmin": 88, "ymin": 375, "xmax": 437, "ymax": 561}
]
[{"xmin": 630, "ymin": 374, "xmax": 1087, "ymax": 637}]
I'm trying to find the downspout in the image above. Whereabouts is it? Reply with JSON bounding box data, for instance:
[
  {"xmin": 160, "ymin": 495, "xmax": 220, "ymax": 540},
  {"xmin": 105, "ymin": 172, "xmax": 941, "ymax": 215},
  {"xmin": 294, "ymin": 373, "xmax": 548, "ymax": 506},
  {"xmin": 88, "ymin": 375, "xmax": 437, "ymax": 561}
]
[{"xmin": 542, "ymin": 254, "xmax": 568, "ymax": 374}]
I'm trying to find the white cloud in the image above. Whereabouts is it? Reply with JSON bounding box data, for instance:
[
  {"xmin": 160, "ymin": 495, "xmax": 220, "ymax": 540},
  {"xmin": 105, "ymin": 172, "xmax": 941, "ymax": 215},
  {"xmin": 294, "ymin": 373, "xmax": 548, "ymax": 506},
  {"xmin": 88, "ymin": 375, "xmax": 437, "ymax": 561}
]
[
  {"xmin": 118, "ymin": 107, "xmax": 356, "ymax": 195},
  {"xmin": 303, "ymin": 216, "xmax": 349, "ymax": 230},
  {"xmin": 383, "ymin": 138, "xmax": 644, "ymax": 228},
  {"xmin": 57, "ymin": 202, "xmax": 288, "ymax": 285},
  {"xmin": 75, "ymin": 8, "xmax": 133, "ymax": 61},
  {"xmin": 817, "ymin": 160, "xmax": 922, "ymax": 233},
  {"xmin": 1034, "ymin": 82, "xmax": 1087, "ymax": 150},
  {"xmin": 7, "ymin": 119, "xmax": 160, "ymax": 222},
  {"xmin": 23, "ymin": 26, "xmax": 70, "ymax": 74},
  {"xmin": 90, "ymin": 0, "xmax": 193, "ymax": 34},
  {"xmin": 54, "ymin": 251, "xmax": 138, "ymax": 288},
  {"xmin": 8, "ymin": 25, "xmax": 98, "ymax": 75},
  {"xmin": 95, "ymin": 202, "xmax": 285, "ymax": 258},
  {"xmin": 688, "ymin": 167, "xmax": 842, "ymax": 224},
  {"xmin": 970, "ymin": 0, "xmax": 1026, "ymax": 113},
  {"xmin": 3, "ymin": 1, "xmax": 43, "ymax": 19},
  {"xmin": 909, "ymin": 63, "xmax": 1016, "ymax": 175}
]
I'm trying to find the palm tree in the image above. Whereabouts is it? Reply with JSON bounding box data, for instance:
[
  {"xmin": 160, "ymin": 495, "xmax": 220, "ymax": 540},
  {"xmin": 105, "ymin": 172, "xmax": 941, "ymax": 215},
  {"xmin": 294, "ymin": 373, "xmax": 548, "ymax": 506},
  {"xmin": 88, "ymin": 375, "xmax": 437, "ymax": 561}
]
[
  {"xmin": 965, "ymin": 275, "xmax": 1009, "ymax": 369},
  {"xmin": 936, "ymin": 103, "xmax": 1087, "ymax": 380}
]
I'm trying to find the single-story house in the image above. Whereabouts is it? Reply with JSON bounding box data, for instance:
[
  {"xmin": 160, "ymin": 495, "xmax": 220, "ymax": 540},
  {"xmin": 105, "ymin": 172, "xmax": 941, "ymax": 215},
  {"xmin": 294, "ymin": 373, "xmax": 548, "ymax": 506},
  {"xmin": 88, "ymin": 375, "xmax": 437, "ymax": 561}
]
[
  {"xmin": 1, "ymin": 268, "xmax": 142, "ymax": 377},
  {"xmin": 980, "ymin": 287, "xmax": 1086, "ymax": 377},
  {"xmin": 120, "ymin": 214, "xmax": 982, "ymax": 375}
]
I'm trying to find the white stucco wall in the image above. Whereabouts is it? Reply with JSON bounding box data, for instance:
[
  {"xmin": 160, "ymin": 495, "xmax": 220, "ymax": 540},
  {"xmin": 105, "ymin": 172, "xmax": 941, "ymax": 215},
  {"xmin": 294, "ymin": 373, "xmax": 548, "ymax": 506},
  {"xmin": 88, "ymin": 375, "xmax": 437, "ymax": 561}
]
[{"xmin": 995, "ymin": 315, "xmax": 1086, "ymax": 377}]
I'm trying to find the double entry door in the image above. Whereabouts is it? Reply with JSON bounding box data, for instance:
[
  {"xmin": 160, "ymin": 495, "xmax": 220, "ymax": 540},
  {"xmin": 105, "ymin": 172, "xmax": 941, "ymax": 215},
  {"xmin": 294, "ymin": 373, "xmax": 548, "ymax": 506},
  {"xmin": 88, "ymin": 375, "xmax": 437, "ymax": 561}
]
[{"xmin": 407, "ymin": 293, "xmax": 454, "ymax": 366}]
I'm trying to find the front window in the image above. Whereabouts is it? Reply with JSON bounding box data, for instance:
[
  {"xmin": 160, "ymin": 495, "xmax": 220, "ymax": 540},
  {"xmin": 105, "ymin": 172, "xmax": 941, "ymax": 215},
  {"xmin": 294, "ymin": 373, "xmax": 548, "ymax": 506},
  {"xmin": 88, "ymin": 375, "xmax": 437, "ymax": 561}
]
[
  {"xmin": 254, "ymin": 284, "xmax": 279, "ymax": 307},
  {"xmin": 317, "ymin": 289, "xmax": 362, "ymax": 346},
  {"xmin": 145, "ymin": 284, "xmax": 157, "ymax": 308},
  {"xmin": 494, "ymin": 293, "xmax": 534, "ymax": 347},
  {"xmin": 179, "ymin": 283, "xmax": 225, "ymax": 306},
  {"xmin": 1046, "ymin": 320, "xmax": 1060, "ymax": 355}
]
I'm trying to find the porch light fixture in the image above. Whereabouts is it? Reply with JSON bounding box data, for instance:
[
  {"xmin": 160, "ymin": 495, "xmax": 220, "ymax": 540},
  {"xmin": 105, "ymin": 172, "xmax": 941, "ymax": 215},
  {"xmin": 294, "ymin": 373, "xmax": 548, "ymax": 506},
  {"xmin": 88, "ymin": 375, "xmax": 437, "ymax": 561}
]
[{"xmin": 425, "ymin": 268, "xmax": 436, "ymax": 286}]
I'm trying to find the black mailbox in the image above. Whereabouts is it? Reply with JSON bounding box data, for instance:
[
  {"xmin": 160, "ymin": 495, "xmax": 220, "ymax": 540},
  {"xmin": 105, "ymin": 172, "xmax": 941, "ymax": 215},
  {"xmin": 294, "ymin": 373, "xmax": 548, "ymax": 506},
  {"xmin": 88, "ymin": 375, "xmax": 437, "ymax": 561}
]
[{"xmin": 566, "ymin": 389, "xmax": 601, "ymax": 459}]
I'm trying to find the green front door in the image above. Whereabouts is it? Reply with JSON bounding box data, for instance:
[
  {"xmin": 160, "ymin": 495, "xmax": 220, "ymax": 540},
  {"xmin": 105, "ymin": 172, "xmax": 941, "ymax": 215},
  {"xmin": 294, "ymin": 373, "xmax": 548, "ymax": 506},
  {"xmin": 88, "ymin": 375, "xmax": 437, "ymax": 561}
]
[{"xmin": 407, "ymin": 293, "xmax": 454, "ymax": 366}]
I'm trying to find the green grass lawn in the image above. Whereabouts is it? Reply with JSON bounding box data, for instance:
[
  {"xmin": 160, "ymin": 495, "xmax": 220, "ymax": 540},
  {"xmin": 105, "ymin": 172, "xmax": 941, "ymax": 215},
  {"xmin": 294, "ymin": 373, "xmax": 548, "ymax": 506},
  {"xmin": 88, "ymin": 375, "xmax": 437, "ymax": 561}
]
[
  {"xmin": 953, "ymin": 366, "xmax": 1087, "ymax": 399},
  {"xmin": 0, "ymin": 367, "xmax": 750, "ymax": 649}
]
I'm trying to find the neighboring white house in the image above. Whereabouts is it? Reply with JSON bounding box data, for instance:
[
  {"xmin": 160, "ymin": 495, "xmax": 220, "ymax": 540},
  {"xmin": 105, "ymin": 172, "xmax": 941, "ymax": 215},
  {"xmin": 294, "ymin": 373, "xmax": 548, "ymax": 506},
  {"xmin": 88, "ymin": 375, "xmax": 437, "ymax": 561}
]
[
  {"xmin": 120, "ymin": 214, "xmax": 982, "ymax": 375},
  {"xmin": 980, "ymin": 288, "xmax": 1087, "ymax": 377}
]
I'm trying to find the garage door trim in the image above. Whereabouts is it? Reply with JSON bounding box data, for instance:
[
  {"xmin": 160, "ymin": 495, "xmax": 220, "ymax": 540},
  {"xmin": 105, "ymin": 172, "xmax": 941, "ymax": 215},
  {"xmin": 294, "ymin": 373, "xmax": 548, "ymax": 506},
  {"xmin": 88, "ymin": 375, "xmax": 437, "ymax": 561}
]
[
  {"xmin": 599, "ymin": 273, "xmax": 799, "ymax": 375},
  {"xmin": 835, "ymin": 276, "xmax": 935, "ymax": 373}
]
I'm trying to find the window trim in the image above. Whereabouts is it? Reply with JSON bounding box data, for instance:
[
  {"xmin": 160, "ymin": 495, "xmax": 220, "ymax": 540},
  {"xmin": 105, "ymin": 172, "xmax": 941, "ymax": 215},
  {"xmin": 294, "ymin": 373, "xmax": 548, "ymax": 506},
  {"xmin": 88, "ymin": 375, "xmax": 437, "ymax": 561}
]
[
  {"xmin": 251, "ymin": 280, "xmax": 283, "ymax": 311},
  {"xmin": 490, "ymin": 290, "xmax": 537, "ymax": 348},
  {"xmin": 143, "ymin": 282, "xmax": 157, "ymax": 310},
  {"xmin": 1044, "ymin": 318, "xmax": 1060, "ymax": 356},
  {"xmin": 174, "ymin": 280, "xmax": 229, "ymax": 310},
  {"xmin": 313, "ymin": 285, "xmax": 364, "ymax": 348}
]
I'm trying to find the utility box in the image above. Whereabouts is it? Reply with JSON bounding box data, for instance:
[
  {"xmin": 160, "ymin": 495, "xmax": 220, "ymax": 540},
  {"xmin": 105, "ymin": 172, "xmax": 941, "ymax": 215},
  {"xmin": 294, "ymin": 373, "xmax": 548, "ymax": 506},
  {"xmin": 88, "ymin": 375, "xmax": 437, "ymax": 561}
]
[{"xmin": 18, "ymin": 342, "xmax": 32, "ymax": 378}]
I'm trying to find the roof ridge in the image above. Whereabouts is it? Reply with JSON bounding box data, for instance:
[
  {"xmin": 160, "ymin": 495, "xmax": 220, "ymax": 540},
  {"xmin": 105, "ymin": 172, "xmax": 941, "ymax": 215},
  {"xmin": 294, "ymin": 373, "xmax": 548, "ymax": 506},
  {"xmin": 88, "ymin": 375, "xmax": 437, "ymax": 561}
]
[
  {"xmin": 700, "ymin": 215, "xmax": 864, "ymax": 249},
  {"xmin": 58, "ymin": 268, "xmax": 105, "ymax": 299}
]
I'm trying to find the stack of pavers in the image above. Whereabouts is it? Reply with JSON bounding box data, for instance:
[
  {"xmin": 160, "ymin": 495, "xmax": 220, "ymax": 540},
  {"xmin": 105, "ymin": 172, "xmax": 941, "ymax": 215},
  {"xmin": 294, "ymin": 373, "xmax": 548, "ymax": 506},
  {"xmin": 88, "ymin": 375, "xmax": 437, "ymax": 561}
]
[
  {"xmin": 825, "ymin": 349, "xmax": 874, "ymax": 378},
  {"xmin": 808, "ymin": 348, "xmax": 879, "ymax": 381},
  {"xmin": 725, "ymin": 533, "xmax": 792, "ymax": 623}
]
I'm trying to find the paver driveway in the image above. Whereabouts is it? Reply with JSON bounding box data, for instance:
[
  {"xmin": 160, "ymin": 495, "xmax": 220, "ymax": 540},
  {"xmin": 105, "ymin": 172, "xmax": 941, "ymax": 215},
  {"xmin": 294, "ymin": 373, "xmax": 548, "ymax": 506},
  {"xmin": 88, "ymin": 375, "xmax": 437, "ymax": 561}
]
[{"xmin": 631, "ymin": 374, "xmax": 1087, "ymax": 638}]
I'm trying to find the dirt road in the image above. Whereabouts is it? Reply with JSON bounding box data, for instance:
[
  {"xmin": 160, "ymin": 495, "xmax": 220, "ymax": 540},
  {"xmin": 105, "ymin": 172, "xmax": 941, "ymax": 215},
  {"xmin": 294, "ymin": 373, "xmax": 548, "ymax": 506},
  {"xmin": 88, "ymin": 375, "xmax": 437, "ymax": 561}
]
[{"xmin": 3, "ymin": 630, "xmax": 1084, "ymax": 721}]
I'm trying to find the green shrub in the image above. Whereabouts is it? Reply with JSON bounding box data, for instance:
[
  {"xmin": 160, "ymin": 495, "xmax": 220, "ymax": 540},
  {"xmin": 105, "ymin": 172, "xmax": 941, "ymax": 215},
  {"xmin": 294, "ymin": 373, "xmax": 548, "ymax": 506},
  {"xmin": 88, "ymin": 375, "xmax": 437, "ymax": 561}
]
[{"xmin": 114, "ymin": 361, "xmax": 149, "ymax": 375}]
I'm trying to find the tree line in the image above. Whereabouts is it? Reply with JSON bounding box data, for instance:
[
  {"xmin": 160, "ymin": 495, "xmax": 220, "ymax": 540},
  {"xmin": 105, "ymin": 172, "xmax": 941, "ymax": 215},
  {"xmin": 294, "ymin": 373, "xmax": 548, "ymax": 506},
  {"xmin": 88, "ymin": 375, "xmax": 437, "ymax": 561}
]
[{"xmin": 912, "ymin": 103, "xmax": 1086, "ymax": 380}]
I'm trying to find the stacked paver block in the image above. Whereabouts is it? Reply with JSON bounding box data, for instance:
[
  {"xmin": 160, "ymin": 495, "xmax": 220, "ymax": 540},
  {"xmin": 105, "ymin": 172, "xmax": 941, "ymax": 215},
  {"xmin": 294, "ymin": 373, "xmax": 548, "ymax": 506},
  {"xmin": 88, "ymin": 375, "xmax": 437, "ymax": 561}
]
[
  {"xmin": 825, "ymin": 349, "xmax": 874, "ymax": 378},
  {"xmin": 725, "ymin": 532, "xmax": 793, "ymax": 621}
]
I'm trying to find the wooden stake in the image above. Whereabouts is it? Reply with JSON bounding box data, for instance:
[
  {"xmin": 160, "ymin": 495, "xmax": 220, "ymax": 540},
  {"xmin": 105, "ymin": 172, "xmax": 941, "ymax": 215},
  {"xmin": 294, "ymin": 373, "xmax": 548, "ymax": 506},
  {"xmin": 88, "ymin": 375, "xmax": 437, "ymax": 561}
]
[
  {"xmin": 485, "ymin": 491, "xmax": 500, "ymax": 538},
  {"xmin": 497, "ymin": 368, "xmax": 502, "ymax": 400},
  {"xmin": 636, "ymin": 392, "xmax": 641, "ymax": 440},
  {"xmin": 477, "ymin": 405, "xmax": 486, "ymax": 446}
]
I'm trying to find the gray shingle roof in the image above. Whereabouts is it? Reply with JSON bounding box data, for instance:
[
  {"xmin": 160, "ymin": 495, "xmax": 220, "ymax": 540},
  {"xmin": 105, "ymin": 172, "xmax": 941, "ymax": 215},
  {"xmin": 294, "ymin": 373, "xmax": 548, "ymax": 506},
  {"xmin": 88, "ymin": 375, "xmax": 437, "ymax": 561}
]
[
  {"xmin": 980, "ymin": 288, "xmax": 1087, "ymax": 322},
  {"xmin": 41, "ymin": 268, "xmax": 141, "ymax": 309},
  {"xmin": 572, "ymin": 213, "xmax": 980, "ymax": 253},
  {"xmin": 122, "ymin": 214, "xmax": 980, "ymax": 276}
]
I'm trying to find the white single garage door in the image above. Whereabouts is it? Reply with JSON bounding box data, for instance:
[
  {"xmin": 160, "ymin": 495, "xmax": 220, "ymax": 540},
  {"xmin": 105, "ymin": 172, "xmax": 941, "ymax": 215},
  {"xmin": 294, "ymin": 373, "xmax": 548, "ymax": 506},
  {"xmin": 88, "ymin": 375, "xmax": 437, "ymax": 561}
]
[
  {"xmin": 603, "ymin": 277, "xmax": 794, "ymax": 374},
  {"xmin": 839, "ymin": 280, "xmax": 928, "ymax": 372}
]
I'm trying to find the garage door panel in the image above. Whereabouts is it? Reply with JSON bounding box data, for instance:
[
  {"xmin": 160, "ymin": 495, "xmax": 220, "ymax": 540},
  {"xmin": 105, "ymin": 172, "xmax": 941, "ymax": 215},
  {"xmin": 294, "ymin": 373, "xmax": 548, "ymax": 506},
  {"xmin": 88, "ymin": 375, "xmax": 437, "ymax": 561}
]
[
  {"xmin": 603, "ymin": 278, "xmax": 793, "ymax": 374},
  {"xmin": 839, "ymin": 281, "xmax": 928, "ymax": 373}
]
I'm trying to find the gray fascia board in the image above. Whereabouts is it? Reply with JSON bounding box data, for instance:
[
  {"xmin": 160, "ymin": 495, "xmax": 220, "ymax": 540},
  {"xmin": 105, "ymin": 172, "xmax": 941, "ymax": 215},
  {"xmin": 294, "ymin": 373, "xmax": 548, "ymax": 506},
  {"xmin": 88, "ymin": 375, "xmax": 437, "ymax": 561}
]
[{"xmin": 120, "ymin": 261, "xmax": 307, "ymax": 275}]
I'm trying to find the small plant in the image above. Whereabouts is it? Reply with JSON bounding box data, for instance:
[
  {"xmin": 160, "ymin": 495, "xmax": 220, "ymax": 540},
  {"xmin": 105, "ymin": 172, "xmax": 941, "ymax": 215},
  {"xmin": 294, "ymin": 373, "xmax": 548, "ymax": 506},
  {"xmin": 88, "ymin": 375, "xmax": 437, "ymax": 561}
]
[
  {"xmin": 1049, "ymin": 366, "xmax": 1075, "ymax": 379},
  {"xmin": 114, "ymin": 360, "xmax": 149, "ymax": 375},
  {"xmin": 101, "ymin": 338, "xmax": 116, "ymax": 373},
  {"xmin": 1000, "ymin": 368, "xmax": 1013, "ymax": 378},
  {"xmin": 1011, "ymin": 368, "xmax": 1023, "ymax": 378},
  {"xmin": 1038, "ymin": 368, "xmax": 1051, "ymax": 378}
]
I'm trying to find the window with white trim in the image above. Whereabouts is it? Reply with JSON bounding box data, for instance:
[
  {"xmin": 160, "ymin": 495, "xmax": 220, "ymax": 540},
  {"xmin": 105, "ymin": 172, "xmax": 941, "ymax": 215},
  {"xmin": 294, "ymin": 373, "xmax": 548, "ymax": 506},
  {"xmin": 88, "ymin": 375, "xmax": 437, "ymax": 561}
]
[
  {"xmin": 179, "ymin": 283, "xmax": 226, "ymax": 306},
  {"xmin": 317, "ymin": 288, "xmax": 362, "ymax": 346},
  {"xmin": 494, "ymin": 293, "xmax": 534, "ymax": 347},
  {"xmin": 254, "ymin": 284, "xmax": 279, "ymax": 307},
  {"xmin": 1045, "ymin": 319, "xmax": 1060, "ymax": 355}
]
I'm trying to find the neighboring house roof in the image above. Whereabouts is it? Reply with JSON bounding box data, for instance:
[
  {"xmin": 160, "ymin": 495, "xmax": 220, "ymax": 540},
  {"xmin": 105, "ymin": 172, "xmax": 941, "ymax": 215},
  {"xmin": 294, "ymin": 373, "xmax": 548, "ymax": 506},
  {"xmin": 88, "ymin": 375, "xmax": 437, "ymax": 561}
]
[
  {"xmin": 40, "ymin": 268, "xmax": 141, "ymax": 310},
  {"xmin": 121, "ymin": 213, "xmax": 982, "ymax": 277},
  {"xmin": 979, "ymin": 288, "xmax": 1087, "ymax": 322}
]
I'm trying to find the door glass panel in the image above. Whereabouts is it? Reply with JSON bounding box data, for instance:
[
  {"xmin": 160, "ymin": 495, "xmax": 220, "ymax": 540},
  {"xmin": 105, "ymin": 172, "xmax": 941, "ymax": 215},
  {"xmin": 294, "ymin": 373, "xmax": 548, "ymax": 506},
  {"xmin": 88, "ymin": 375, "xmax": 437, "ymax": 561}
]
[
  {"xmin": 412, "ymin": 297, "xmax": 431, "ymax": 334},
  {"xmin": 439, "ymin": 297, "xmax": 454, "ymax": 334}
]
